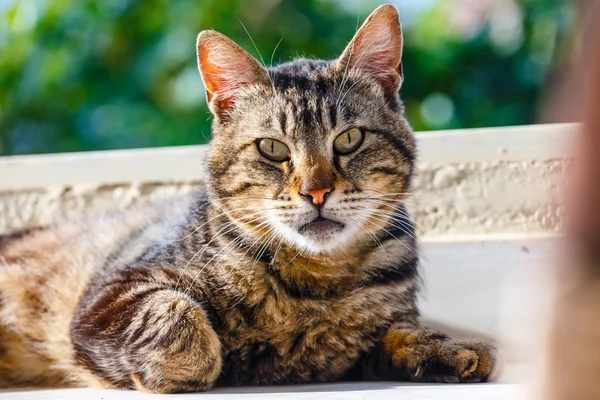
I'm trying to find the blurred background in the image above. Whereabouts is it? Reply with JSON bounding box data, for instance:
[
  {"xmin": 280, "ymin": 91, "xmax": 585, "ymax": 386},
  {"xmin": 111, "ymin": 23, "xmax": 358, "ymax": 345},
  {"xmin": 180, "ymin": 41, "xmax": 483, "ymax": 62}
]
[{"xmin": 0, "ymin": 0, "xmax": 573, "ymax": 156}]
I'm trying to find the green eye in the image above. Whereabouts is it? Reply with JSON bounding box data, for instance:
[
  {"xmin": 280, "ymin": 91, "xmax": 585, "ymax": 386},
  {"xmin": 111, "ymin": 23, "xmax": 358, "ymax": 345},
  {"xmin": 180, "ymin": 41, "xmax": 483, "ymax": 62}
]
[
  {"xmin": 257, "ymin": 138, "xmax": 290, "ymax": 162},
  {"xmin": 333, "ymin": 128, "xmax": 364, "ymax": 155}
]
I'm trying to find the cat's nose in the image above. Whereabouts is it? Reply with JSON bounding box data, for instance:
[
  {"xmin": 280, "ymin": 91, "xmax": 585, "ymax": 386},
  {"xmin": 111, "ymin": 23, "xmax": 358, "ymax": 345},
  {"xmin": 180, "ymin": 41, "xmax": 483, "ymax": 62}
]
[
  {"xmin": 300, "ymin": 186, "xmax": 332, "ymax": 206},
  {"xmin": 297, "ymin": 157, "xmax": 335, "ymax": 206}
]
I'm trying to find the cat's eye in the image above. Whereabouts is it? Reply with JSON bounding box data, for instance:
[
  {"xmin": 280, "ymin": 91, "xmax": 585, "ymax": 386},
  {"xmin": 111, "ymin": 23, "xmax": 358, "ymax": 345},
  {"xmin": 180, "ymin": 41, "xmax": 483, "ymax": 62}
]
[
  {"xmin": 257, "ymin": 138, "xmax": 290, "ymax": 162},
  {"xmin": 333, "ymin": 128, "xmax": 364, "ymax": 155}
]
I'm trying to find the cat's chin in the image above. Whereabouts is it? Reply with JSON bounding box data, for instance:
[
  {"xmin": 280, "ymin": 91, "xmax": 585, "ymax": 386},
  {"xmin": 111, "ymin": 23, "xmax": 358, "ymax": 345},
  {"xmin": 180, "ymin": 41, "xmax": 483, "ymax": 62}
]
[
  {"xmin": 269, "ymin": 217, "xmax": 353, "ymax": 254},
  {"xmin": 298, "ymin": 217, "xmax": 345, "ymax": 239},
  {"xmin": 295, "ymin": 217, "xmax": 349, "ymax": 254}
]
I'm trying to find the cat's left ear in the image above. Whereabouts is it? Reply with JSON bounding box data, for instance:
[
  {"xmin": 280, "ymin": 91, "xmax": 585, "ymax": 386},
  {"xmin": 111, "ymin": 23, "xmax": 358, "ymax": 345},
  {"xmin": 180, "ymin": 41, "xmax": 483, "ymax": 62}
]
[
  {"xmin": 336, "ymin": 4, "xmax": 403, "ymax": 93},
  {"xmin": 197, "ymin": 30, "xmax": 270, "ymax": 115}
]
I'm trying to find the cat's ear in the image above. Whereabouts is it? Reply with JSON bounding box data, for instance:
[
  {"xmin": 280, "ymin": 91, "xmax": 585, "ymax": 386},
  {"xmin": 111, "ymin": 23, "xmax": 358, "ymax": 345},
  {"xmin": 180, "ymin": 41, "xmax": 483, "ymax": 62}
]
[
  {"xmin": 336, "ymin": 4, "xmax": 403, "ymax": 92},
  {"xmin": 197, "ymin": 30, "xmax": 270, "ymax": 114}
]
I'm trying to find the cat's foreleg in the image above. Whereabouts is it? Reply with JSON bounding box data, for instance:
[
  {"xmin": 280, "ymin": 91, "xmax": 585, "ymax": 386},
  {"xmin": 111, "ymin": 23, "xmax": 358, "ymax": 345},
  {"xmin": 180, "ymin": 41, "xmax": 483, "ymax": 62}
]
[
  {"xmin": 70, "ymin": 283, "xmax": 222, "ymax": 393},
  {"xmin": 360, "ymin": 322, "xmax": 500, "ymax": 383}
]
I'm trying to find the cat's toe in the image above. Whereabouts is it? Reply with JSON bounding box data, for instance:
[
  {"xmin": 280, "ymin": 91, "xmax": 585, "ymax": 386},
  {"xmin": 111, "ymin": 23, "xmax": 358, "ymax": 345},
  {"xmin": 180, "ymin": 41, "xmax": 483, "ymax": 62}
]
[
  {"xmin": 455, "ymin": 340, "xmax": 502, "ymax": 382},
  {"xmin": 387, "ymin": 330, "xmax": 500, "ymax": 383}
]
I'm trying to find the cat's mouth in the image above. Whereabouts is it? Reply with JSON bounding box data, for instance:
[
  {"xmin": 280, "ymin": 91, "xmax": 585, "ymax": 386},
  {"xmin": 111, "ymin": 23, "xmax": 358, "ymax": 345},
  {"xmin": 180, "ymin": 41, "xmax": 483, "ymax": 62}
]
[{"xmin": 298, "ymin": 217, "xmax": 345, "ymax": 240}]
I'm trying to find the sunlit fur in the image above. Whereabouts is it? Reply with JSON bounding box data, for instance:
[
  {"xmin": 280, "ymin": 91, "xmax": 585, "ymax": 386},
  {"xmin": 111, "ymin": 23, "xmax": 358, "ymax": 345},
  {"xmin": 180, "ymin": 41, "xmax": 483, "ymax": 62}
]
[{"xmin": 0, "ymin": 5, "xmax": 498, "ymax": 392}]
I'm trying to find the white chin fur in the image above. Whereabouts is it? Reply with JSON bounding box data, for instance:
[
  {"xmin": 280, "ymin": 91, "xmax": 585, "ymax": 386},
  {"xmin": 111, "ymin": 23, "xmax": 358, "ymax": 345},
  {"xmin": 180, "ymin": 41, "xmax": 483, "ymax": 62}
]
[{"xmin": 267, "ymin": 216, "xmax": 364, "ymax": 255}]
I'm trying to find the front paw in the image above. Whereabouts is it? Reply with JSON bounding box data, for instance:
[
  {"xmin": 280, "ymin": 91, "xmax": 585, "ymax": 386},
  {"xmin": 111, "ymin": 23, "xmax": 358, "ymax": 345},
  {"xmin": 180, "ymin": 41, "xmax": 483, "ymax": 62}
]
[
  {"xmin": 384, "ymin": 328, "xmax": 501, "ymax": 383},
  {"xmin": 124, "ymin": 291, "xmax": 222, "ymax": 393}
]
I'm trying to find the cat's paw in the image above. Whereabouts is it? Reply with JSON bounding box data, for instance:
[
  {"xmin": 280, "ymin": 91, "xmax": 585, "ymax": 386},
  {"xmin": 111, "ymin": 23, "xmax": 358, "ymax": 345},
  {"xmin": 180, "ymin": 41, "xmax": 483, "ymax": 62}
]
[
  {"xmin": 124, "ymin": 290, "xmax": 222, "ymax": 393},
  {"xmin": 384, "ymin": 328, "xmax": 501, "ymax": 383}
]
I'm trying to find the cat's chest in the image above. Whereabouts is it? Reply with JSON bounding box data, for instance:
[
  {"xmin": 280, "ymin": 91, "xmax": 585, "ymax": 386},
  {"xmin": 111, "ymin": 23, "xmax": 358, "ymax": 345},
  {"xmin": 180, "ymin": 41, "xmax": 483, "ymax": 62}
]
[{"xmin": 216, "ymin": 284, "xmax": 409, "ymax": 385}]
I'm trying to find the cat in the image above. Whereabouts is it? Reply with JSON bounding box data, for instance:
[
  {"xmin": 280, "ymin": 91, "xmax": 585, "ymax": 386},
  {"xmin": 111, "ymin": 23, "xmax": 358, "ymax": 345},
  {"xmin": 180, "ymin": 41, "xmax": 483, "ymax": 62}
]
[{"xmin": 0, "ymin": 4, "xmax": 499, "ymax": 393}]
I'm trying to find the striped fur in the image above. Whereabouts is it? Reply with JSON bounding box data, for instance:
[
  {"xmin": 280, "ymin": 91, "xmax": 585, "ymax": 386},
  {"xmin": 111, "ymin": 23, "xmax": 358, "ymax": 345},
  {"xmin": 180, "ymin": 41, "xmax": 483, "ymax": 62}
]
[{"xmin": 0, "ymin": 4, "xmax": 498, "ymax": 392}]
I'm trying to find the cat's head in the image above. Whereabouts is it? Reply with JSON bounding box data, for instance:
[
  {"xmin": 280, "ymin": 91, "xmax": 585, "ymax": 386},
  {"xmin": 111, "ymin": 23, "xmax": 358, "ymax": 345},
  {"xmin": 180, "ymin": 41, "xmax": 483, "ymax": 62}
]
[{"xmin": 198, "ymin": 4, "xmax": 415, "ymax": 254}]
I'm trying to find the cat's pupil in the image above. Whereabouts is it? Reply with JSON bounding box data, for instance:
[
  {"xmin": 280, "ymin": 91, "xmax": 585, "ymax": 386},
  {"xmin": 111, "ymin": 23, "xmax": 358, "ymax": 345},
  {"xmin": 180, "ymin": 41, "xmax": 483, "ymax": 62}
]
[
  {"xmin": 347, "ymin": 132, "xmax": 351, "ymax": 144},
  {"xmin": 271, "ymin": 140, "xmax": 274, "ymax": 154}
]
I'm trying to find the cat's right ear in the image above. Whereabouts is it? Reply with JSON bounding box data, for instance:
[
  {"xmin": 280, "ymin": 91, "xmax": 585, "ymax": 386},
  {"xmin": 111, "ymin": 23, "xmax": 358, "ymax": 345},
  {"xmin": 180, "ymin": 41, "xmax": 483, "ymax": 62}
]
[
  {"xmin": 197, "ymin": 30, "xmax": 269, "ymax": 116},
  {"xmin": 336, "ymin": 4, "xmax": 404, "ymax": 93}
]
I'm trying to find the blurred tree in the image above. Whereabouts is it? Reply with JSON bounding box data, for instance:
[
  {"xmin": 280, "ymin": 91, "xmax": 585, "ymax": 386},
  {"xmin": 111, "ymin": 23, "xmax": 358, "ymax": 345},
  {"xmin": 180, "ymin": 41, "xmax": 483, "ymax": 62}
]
[
  {"xmin": 0, "ymin": 0, "xmax": 571, "ymax": 155},
  {"xmin": 399, "ymin": 0, "xmax": 572, "ymax": 131}
]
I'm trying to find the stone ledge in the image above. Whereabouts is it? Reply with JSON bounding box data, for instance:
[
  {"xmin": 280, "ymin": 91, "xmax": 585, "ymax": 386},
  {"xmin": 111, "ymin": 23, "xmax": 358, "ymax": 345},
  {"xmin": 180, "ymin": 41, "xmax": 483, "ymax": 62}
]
[{"xmin": 0, "ymin": 123, "xmax": 573, "ymax": 236}]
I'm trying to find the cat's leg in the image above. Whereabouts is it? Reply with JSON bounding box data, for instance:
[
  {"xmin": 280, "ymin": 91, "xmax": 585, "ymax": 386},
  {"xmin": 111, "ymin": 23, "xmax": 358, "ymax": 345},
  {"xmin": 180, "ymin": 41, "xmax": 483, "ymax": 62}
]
[
  {"xmin": 360, "ymin": 323, "xmax": 500, "ymax": 383},
  {"xmin": 71, "ymin": 282, "xmax": 222, "ymax": 393}
]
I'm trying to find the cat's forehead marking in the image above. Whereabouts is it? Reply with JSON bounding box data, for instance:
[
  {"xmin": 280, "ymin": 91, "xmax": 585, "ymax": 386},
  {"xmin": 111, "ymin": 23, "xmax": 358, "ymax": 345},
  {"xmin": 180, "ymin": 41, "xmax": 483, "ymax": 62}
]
[{"xmin": 268, "ymin": 61, "xmax": 339, "ymax": 146}]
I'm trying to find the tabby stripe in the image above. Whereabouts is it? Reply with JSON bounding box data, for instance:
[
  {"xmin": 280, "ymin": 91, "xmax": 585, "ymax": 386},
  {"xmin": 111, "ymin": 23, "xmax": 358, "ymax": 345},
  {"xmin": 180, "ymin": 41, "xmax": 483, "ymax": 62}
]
[
  {"xmin": 210, "ymin": 142, "xmax": 255, "ymax": 178},
  {"xmin": 369, "ymin": 129, "xmax": 415, "ymax": 171},
  {"xmin": 126, "ymin": 307, "xmax": 154, "ymax": 345},
  {"xmin": 289, "ymin": 329, "xmax": 307, "ymax": 354},
  {"xmin": 102, "ymin": 226, "xmax": 147, "ymax": 270},
  {"xmin": 378, "ymin": 221, "xmax": 415, "ymax": 244},
  {"xmin": 267, "ymin": 265, "xmax": 348, "ymax": 300},
  {"xmin": 370, "ymin": 166, "xmax": 398, "ymax": 176},
  {"xmin": 0, "ymin": 226, "xmax": 47, "ymax": 251},
  {"xmin": 365, "ymin": 255, "xmax": 419, "ymax": 286},
  {"xmin": 255, "ymin": 160, "xmax": 284, "ymax": 176},
  {"xmin": 328, "ymin": 103, "xmax": 338, "ymax": 128},
  {"xmin": 229, "ymin": 182, "xmax": 268, "ymax": 196},
  {"xmin": 88, "ymin": 286, "xmax": 164, "ymax": 332}
]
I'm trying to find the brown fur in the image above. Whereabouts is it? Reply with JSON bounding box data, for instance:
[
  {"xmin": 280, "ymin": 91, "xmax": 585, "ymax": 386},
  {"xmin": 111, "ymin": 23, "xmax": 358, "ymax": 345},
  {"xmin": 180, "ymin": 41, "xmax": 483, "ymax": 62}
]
[{"xmin": 0, "ymin": 5, "xmax": 498, "ymax": 392}]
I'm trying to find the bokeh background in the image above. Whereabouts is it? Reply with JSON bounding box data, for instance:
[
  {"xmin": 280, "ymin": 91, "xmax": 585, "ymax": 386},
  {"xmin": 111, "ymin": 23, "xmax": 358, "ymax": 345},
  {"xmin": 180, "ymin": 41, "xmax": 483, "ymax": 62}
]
[{"xmin": 0, "ymin": 0, "xmax": 572, "ymax": 156}]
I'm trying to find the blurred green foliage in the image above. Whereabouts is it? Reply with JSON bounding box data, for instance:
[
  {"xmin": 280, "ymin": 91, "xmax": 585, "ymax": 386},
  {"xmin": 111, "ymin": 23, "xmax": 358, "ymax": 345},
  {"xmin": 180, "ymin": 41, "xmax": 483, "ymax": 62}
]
[{"xmin": 0, "ymin": 0, "xmax": 572, "ymax": 155}]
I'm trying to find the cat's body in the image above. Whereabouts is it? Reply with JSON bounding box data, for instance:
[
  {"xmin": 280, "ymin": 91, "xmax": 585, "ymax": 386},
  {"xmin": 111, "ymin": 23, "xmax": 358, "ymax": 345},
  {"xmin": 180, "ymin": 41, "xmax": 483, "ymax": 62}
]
[
  {"xmin": 0, "ymin": 193, "xmax": 417, "ymax": 389},
  {"xmin": 0, "ymin": 5, "xmax": 498, "ymax": 393}
]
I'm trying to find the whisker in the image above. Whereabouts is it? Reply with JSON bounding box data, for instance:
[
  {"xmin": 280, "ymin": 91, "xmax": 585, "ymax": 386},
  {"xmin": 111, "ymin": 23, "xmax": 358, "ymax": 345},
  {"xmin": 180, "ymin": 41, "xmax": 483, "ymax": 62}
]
[
  {"xmin": 349, "ymin": 214, "xmax": 390, "ymax": 263},
  {"xmin": 359, "ymin": 201, "xmax": 426, "ymax": 235},
  {"xmin": 175, "ymin": 211, "xmax": 267, "ymax": 291},
  {"xmin": 182, "ymin": 219, "xmax": 272, "ymax": 296},
  {"xmin": 365, "ymin": 212, "xmax": 419, "ymax": 242},
  {"xmin": 174, "ymin": 205, "xmax": 268, "ymax": 243},
  {"xmin": 201, "ymin": 222, "xmax": 279, "ymax": 297},
  {"xmin": 364, "ymin": 212, "xmax": 419, "ymax": 259},
  {"xmin": 270, "ymin": 38, "xmax": 283, "ymax": 67}
]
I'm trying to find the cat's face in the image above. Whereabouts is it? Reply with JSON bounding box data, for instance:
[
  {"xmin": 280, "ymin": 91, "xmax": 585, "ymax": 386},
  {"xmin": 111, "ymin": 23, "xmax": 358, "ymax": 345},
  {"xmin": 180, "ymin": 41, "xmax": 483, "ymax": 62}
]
[{"xmin": 199, "ymin": 5, "xmax": 415, "ymax": 254}]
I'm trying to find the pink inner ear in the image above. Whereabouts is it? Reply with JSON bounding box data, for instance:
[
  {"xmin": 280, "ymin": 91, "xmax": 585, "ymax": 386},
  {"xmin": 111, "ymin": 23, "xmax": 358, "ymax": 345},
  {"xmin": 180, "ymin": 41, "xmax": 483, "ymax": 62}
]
[
  {"xmin": 354, "ymin": 27, "xmax": 401, "ymax": 84},
  {"xmin": 198, "ymin": 35, "xmax": 266, "ymax": 109},
  {"xmin": 339, "ymin": 5, "xmax": 403, "ymax": 91}
]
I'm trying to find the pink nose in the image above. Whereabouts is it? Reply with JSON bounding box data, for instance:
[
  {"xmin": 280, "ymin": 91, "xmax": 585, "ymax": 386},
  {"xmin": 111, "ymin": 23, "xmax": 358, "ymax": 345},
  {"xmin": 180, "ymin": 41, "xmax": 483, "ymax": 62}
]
[{"xmin": 301, "ymin": 187, "xmax": 332, "ymax": 205}]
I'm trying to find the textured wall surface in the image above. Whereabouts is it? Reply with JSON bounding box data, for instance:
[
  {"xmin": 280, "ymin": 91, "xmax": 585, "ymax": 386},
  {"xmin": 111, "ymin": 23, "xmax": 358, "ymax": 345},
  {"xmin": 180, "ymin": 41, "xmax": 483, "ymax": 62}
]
[
  {"xmin": 0, "ymin": 124, "xmax": 572, "ymax": 238},
  {"xmin": 0, "ymin": 160, "xmax": 567, "ymax": 238},
  {"xmin": 411, "ymin": 159, "xmax": 566, "ymax": 238}
]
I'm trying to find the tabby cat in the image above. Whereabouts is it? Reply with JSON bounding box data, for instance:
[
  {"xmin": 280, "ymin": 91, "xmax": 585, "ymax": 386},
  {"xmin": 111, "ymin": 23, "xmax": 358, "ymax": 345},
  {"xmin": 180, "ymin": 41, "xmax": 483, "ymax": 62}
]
[{"xmin": 0, "ymin": 5, "xmax": 498, "ymax": 393}]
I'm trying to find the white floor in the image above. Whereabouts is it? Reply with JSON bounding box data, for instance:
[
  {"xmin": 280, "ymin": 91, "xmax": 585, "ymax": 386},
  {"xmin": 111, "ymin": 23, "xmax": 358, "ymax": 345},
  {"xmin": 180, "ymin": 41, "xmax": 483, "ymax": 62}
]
[{"xmin": 0, "ymin": 382, "xmax": 522, "ymax": 400}]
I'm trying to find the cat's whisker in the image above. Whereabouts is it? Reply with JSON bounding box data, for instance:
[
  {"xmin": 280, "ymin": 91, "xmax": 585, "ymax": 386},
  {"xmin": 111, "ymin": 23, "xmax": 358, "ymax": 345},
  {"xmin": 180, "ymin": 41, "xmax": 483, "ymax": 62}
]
[
  {"xmin": 369, "ymin": 209, "xmax": 424, "ymax": 235},
  {"xmin": 237, "ymin": 17, "xmax": 267, "ymax": 69},
  {"xmin": 359, "ymin": 202, "xmax": 425, "ymax": 235},
  {"xmin": 212, "ymin": 195, "xmax": 277, "ymax": 202},
  {"xmin": 350, "ymin": 214, "xmax": 389, "ymax": 262},
  {"xmin": 270, "ymin": 234, "xmax": 285, "ymax": 266},
  {"xmin": 198, "ymin": 222, "xmax": 280, "ymax": 296},
  {"xmin": 347, "ymin": 216, "xmax": 372, "ymax": 249},
  {"xmin": 270, "ymin": 38, "xmax": 283, "ymax": 67},
  {"xmin": 182, "ymin": 219, "xmax": 272, "ymax": 296},
  {"xmin": 363, "ymin": 211, "xmax": 418, "ymax": 259},
  {"xmin": 175, "ymin": 219, "xmax": 242, "ymax": 290},
  {"xmin": 335, "ymin": 0, "xmax": 362, "ymax": 98},
  {"xmin": 236, "ymin": 17, "xmax": 285, "ymax": 115},
  {"xmin": 175, "ymin": 211, "xmax": 269, "ymax": 291},
  {"xmin": 364, "ymin": 212, "xmax": 419, "ymax": 242},
  {"xmin": 250, "ymin": 227, "xmax": 279, "ymax": 271},
  {"xmin": 174, "ymin": 205, "xmax": 270, "ymax": 243},
  {"xmin": 361, "ymin": 188, "xmax": 414, "ymax": 196}
]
